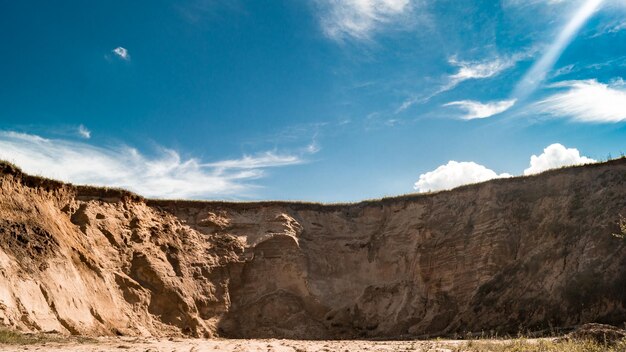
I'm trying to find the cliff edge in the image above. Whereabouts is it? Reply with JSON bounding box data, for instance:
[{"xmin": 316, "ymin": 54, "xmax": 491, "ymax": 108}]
[{"xmin": 0, "ymin": 159, "xmax": 625, "ymax": 339}]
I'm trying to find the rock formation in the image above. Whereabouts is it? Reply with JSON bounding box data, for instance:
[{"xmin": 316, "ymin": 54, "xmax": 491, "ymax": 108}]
[{"xmin": 0, "ymin": 159, "xmax": 625, "ymax": 338}]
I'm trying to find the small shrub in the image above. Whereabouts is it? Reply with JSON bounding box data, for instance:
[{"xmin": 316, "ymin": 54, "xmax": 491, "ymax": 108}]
[
  {"xmin": 0, "ymin": 329, "xmax": 39, "ymax": 345},
  {"xmin": 455, "ymin": 338, "xmax": 626, "ymax": 352},
  {"xmin": 0, "ymin": 329, "xmax": 78, "ymax": 345}
]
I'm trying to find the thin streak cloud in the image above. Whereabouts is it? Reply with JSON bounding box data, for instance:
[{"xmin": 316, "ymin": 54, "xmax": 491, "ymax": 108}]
[
  {"xmin": 397, "ymin": 51, "xmax": 533, "ymax": 113},
  {"xmin": 513, "ymin": 0, "xmax": 605, "ymax": 99},
  {"xmin": 444, "ymin": 99, "xmax": 517, "ymax": 120}
]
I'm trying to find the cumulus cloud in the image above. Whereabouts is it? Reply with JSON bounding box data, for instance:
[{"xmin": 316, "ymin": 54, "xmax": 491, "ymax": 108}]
[
  {"xmin": 414, "ymin": 161, "xmax": 511, "ymax": 193},
  {"xmin": 77, "ymin": 124, "xmax": 91, "ymax": 139},
  {"xmin": 317, "ymin": 0, "xmax": 413, "ymax": 41},
  {"xmin": 112, "ymin": 47, "xmax": 130, "ymax": 61},
  {"xmin": 0, "ymin": 131, "xmax": 307, "ymax": 199},
  {"xmin": 444, "ymin": 99, "xmax": 516, "ymax": 119},
  {"xmin": 414, "ymin": 143, "xmax": 596, "ymax": 192},
  {"xmin": 536, "ymin": 79, "xmax": 626, "ymax": 123},
  {"xmin": 523, "ymin": 143, "xmax": 596, "ymax": 175}
]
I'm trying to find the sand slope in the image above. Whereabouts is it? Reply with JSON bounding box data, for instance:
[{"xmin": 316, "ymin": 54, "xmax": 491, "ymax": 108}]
[{"xmin": 0, "ymin": 159, "xmax": 625, "ymax": 339}]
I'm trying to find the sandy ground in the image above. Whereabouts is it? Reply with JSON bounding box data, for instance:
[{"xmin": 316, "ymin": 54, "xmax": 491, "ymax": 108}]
[{"xmin": 0, "ymin": 337, "xmax": 549, "ymax": 352}]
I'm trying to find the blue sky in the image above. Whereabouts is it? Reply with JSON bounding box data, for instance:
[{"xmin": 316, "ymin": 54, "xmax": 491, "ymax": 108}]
[{"xmin": 0, "ymin": 0, "xmax": 625, "ymax": 201}]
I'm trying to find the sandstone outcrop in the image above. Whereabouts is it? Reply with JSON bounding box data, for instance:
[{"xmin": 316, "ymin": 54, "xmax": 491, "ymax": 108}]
[{"xmin": 0, "ymin": 159, "xmax": 625, "ymax": 338}]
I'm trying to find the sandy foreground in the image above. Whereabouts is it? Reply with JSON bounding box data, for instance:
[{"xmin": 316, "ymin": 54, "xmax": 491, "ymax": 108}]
[{"xmin": 0, "ymin": 337, "xmax": 546, "ymax": 352}]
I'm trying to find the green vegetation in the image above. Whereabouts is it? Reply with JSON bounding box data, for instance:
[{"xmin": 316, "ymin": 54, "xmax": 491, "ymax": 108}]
[
  {"xmin": 0, "ymin": 328, "xmax": 55, "ymax": 345},
  {"xmin": 454, "ymin": 338, "xmax": 626, "ymax": 352},
  {"xmin": 0, "ymin": 328, "xmax": 95, "ymax": 346}
]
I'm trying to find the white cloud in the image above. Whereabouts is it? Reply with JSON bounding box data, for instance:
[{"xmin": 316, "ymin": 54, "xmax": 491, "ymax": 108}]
[
  {"xmin": 443, "ymin": 99, "xmax": 516, "ymax": 120},
  {"xmin": 396, "ymin": 52, "xmax": 533, "ymax": 113},
  {"xmin": 551, "ymin": 64, "xmax": 576, "ymax": 78},
  {"xmin": 205, "ymin": 153, "xmax": 302, "ymax": 169},
  {"xmin": 513, "ymin": 0, "xmax": 605, "ymax": 99},
  {"xmin": 0, "ymin": 131, "xmax": 307, "ymax": 199},
  {"xmin": 536, "ymin": 79, "xmax": 626, "ymax": 123},
  {"xmin": 414, "ymin": 161, "xmax": 511, "ymax": 193},
  {"xmin": 77, "ymin": 124, "xmax": 91, "ymax": 139},
  {"xmin": 503, "ymin": 0, "xmax": 567, "ymax": 6},
  {"xmin": 112, "ymin": 47, "xmax": 130, "ymax": 61},
  {"xmin": 523, "ymin": 143, "xmax": 596, "ymax": 175},
  {"xmin": 305, "ymin": 141, "xmax": 321, "ymax": 154},
  {"xmin": 414, "ymin": 143, "xmax": 596, "ymax": 192},
  {"xmin": 448, "ymin": 57, "xmax": 516, "ymax": 83},
  {"xmin": 317, "ymin": 0, "xmax": 413, "ymax": 41},
  {"xmin": 591, "ymin": 20, "xmax": 626, "ymax": 37},
  {"xmin": 447, "ymin": 50, "xmax": 537, "ymax": 86}
]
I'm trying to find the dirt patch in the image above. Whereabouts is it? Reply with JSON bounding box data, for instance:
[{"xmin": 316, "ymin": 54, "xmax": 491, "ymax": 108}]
[{"xmin": 0, "ymin": 220, "xmax": 59, "ymax": 271}]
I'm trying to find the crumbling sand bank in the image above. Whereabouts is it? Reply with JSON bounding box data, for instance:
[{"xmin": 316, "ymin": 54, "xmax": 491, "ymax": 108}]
[{"xmin": 0, "ymin": 159, "xmax": 625, "ymax": 339}]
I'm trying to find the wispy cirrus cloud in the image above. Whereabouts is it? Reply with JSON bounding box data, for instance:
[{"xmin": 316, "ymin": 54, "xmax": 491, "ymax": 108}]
[
  {"xmin": 397, "ymin": 51, "xmax": 533, "ymax": 113},
  {"xmin": 0, "ymin": 131, "xmax": 310, "ymax": 199},
  {"xmin": 77, "ymin": 124, "xmax": 91, "ymax": 139},
  {"xmin": 536, "ymin": 78, "xmax": 626, "ymax": 123},
  {"xmin": 448, "ymin": 56, "xmax": 517, "ymax": 82},
  {"xmin": 205, "ymin": 153, "xmax": 303, "ymax": 170},
  {"xmin": 591, "ymin": 19, "xmax": 626, "ymax": 37},
  {"xmin": 551, "ymin": 64, "xmax": 576, "ymax": 78},
  {"xmin": 316, "ymin": 0, "xmax": 415, "ymax": 41},
  {"xmin": 513, "ymin": 0, "xmax": 605, "ymax": 99},
  {"xmin": 443, "ymin": 99, "xmax": 517, "ymax": 120},
  {"xmin": 503, "ymin": 0, "xmax": 567, "ymax": 7}
]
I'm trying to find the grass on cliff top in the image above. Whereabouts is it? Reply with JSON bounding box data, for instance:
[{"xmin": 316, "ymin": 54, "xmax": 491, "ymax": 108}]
[
  {"xmin": 451, "ymin": 338, "xmax": 626, "ymax": 352},
  {"xmin": 0, "ymin": 160, "xmax": 143, "ymax": 202},
  {"xmin": 2, "ymin": 157, "xmax": 626, "ymax": 208}
]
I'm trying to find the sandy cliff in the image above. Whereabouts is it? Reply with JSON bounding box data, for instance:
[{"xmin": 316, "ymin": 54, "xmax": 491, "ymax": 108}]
[{"xmin": 0, "ymin": 159, "xmax": 625, "ymax": 339}]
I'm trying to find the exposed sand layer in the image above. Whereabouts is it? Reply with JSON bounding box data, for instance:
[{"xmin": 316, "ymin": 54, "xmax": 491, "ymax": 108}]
[
  {"xmin": 0, "ymin": 337, "xmax": 532, "ymax": 352},
  {"xmin": 6, "ymin": 324, "xmax": 626, "ymax": 352},
  {"xmin": 0, "ymin": 159, "xmax": 625, "ymax": 339}
]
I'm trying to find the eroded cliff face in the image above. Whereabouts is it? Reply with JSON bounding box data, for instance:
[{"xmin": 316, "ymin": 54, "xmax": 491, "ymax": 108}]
[{"xmin": 0, "ymin": 160, "xmax": 625, "ymax": 338}]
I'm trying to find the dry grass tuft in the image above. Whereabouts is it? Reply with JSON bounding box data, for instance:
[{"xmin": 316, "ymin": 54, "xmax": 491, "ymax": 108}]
[
  {"xmin": 0, "ymin": 328, "xmax": 95, "ymax": 346},
  {"xmin": 455, "ymin": 338, "xmax": 626, "ymax": 352},
  {"xmin": 0, "ymin": 329, "xmax": 54, "ymax": 345}
]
